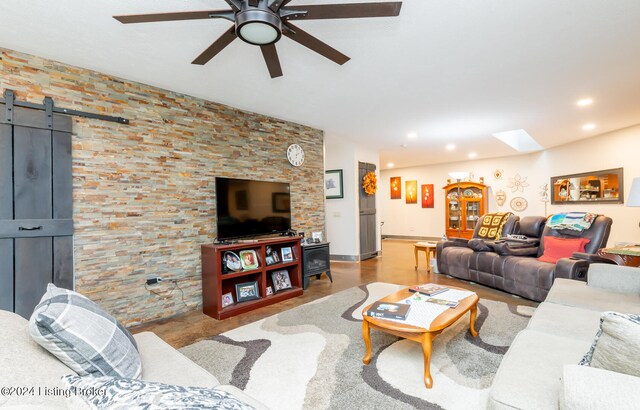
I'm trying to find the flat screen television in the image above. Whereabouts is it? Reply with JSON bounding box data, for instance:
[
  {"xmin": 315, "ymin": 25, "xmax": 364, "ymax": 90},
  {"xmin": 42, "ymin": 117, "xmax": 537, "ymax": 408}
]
[{"xmin": 215, "ymin": 177, "xmax": 291, "ymax": 240}]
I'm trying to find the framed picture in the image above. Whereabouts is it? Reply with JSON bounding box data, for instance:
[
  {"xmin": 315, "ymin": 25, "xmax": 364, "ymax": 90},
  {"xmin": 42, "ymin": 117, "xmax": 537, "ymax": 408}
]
[
  {"xmin": 390, "ymin": 176, "xmax": 401, "ymax": 199},
  {"xmin": 265, "ymin": 255, "xmax": 275, "ymax": 265},
  {"xmin": 325, "ymin": 169, "xmax": 344, "ymax": 199},
  {"xmin": 272, "ymin": 192, "xmax": 291, "ymax": 212},
  {"xmin": 223, "ymin": 251, "xmax": 242, "ymax": 272},
  {"xmin": 266, "ymin": 286, "xmax": 274, "ymax": 296},
  {"xmin": 281, "ymin": 247, "xmax": 293, "ymax": 262},
  {"xmin": 271, "ymin": 270, "xmax": 292, "ymax": 292},
  {"xmin": 239, "ymin": 250, "xmax": 259, "ymax": 270},
  {"xmin": 312, "ymin": 232, "xmax": 323, "ymax": 242},
  {"xmin": 235, "ymin": 281, "xmax": 260, "ymax": 302},
  {"xmin": 421, "ymin": 184, "xmax": 434, "ymax": 208},
  {"xmin": 221, "ymin": 292, "xmax": 234, "ymax": 308},
  {"xmin": 406, "ymin": 180, "xmax": 417, "ymax": 204}
]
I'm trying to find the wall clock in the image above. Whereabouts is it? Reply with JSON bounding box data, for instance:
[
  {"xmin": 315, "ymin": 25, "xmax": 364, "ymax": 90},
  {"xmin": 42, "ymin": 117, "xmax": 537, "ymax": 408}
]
[{"xmin": 287, "ymin": 144, "xmax": 305, "ymax": 167}]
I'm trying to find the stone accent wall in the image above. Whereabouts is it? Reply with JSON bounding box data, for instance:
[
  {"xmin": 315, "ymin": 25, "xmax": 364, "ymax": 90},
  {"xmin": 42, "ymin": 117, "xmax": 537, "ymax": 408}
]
[{"xmin": 0, "ymin": 47, "xmax": 325, "ymax": 326}]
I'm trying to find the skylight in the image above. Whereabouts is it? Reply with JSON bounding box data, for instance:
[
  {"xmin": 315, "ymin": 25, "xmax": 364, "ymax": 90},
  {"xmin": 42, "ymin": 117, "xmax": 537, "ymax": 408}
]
[{"xmin": 492, "ymin": 129, "xmax": 543, "ymax": 152}]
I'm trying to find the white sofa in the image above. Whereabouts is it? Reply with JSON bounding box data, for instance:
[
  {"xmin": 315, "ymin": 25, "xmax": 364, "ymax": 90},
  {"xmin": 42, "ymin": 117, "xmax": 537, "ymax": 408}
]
[
  {"xmin": 0, "ymin": 310, "xmax": 267, "ymax": 409},
  {"xmin": 488, "ymin": 263, "xmax": 640, "ymax": 410}
]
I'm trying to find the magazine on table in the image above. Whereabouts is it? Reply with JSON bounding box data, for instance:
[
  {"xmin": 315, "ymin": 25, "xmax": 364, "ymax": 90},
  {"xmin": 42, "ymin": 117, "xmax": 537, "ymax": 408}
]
[
  {"xmin": 366, "ymin": 301, "xmax": 411, "ymax": 320},
  {"xmin": 409, "ymin": 284, "xmax": 449, "ymax": 296},
  {"xmin": 425, "ymin": 297, "xmax": 459, "ymax": 308}
]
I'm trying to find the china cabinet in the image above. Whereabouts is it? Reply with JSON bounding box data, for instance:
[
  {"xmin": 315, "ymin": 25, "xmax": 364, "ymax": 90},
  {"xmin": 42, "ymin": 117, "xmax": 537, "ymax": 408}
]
[{"xmin": 443, "ymin": 181, "xmax": 488, "ymax": 239}]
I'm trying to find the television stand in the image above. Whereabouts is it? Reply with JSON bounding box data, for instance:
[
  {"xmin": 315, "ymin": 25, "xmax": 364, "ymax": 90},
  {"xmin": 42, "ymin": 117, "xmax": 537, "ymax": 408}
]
[{"xmin": 202, "ymin": 236, "xmax": 303, "ymax": 320}]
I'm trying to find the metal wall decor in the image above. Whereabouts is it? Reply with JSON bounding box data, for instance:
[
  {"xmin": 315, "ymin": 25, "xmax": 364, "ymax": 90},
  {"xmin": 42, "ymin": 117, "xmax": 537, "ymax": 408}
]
[
  {"xmin": 508, "ymin": 173, "xmax": 529, "ymax": 193},
  {"xmin": 510, "ymin": 197, "xmax": 528, "ymax": 212}
]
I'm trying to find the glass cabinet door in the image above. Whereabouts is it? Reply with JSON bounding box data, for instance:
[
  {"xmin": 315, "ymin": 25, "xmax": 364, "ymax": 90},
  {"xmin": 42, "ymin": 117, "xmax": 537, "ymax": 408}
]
[
  {"xmin": 465, "ymin": 200, "xmax": 481, "ymax": 231},
  {"xmin": 448, "ymin": 192, "xmax": 461, "ymax": 230}
]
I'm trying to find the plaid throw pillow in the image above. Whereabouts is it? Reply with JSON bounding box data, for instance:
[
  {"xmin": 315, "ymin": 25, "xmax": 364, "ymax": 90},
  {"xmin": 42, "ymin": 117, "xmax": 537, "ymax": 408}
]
[{"xmin": 29, "ymin": 284, "xmax": 142, "ymax": 379}]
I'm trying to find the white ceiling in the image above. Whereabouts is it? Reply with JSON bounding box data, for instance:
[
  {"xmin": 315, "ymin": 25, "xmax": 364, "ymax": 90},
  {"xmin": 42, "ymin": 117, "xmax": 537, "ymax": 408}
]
[{"xmin": 1, "ymin": 0, "xmax": 640, "ymax": 169}]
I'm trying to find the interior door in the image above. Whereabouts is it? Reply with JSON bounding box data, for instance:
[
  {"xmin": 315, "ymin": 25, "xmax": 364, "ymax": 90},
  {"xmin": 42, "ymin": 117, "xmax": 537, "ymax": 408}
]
[
  {"xmin": 358, "ymin": 162, "xmax": 377, "ymax": 260},
  {"xmin": 0, "ymin": 103, "xmax": 73, "ymax": 317}
]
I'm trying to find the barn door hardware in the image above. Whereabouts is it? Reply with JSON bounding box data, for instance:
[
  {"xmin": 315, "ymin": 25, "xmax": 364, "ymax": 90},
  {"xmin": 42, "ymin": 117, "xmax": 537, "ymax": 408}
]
[{"xmin": 2, "ymin": 89, "xmax": 129, "ymax": 125}]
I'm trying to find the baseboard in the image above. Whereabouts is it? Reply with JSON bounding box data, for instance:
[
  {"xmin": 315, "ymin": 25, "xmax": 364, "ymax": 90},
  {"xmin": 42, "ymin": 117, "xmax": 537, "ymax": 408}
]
[
  {"xmin": 382, "ymin": 235, "xmax": 441, "ymax": 241},
  {"xmin": 330, "ymin": 254, "xmax": 360, "ymax": 262}
]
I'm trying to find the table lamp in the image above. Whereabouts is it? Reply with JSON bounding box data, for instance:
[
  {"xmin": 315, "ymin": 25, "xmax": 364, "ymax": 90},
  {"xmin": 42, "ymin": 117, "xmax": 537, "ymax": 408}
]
[{"xmin": 628, "ymin": 177, "xmax": 640, "ymax": 228}]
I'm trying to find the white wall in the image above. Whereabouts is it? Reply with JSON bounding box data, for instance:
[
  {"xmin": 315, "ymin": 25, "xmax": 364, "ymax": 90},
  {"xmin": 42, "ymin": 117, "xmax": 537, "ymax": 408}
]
[
  {"xmin": 325, "ymin": 135, "xmax": 381, "ymax": 258},
  {"xmin": 380, "ymin": 125, "xmax": 640, "ymax": 245}
]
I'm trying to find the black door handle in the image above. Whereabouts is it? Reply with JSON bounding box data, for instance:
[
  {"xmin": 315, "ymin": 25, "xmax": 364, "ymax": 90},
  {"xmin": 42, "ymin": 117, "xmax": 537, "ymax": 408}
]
[{"xmin": 19, "ymin": 226, "xmax": 43, "ymax": 231}]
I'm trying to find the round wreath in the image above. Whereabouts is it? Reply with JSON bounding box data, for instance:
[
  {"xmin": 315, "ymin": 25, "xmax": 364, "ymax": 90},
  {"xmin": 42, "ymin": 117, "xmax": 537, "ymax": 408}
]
[{"xmin": 362, "ymin": 171, "xmax": 377, "ymax": 196}]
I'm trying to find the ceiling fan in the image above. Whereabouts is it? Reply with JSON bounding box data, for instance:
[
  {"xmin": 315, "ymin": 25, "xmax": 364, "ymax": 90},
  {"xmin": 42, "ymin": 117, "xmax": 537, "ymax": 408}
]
[{"xmin": 114, "ymin": 0, "xmax": 402, "ymax": 78}]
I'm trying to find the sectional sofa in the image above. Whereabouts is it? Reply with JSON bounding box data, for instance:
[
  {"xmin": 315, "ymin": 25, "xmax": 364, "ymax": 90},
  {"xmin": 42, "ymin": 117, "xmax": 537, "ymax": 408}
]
[
  {"xmin": 0, "ymin": 309, "xmax": 268, "ymax": 409},
  {"xmin": 489, "ymin": 263, "xmax": 640, "ymax": 409}
]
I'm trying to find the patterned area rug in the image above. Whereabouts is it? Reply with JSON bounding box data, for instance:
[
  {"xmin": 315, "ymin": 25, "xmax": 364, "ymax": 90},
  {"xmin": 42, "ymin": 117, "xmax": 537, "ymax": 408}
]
[{"xmin": 180, "ymin": 283, "xmax": 535, "ymax": 410}]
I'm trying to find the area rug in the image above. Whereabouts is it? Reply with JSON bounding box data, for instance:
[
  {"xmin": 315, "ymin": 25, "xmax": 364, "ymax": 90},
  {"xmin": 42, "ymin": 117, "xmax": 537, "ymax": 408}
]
[{"xmin": 180, "ymin": 283, "xmax": 535, "ymax": 410}]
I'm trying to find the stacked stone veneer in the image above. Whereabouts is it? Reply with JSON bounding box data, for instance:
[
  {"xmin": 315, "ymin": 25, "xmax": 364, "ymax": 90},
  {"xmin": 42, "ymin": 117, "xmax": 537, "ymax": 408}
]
[{"xmin": 0, "ymin": 47, "xmax": 325, "ymax": 326}]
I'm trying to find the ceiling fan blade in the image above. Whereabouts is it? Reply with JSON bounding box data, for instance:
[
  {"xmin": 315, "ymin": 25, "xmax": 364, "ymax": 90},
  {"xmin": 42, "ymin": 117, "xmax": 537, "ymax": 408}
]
[
  {"xmin": 260, "ymin": 44, "xmax": 283, "ymax": 78},
  {"xmin": 283, "ymin": 23, "xmax": 350, "ymax": 65},
  {"xmin": 269, "ymin": 0, "xmax": 294, "ymax": 12},
  {"xmin": 114, "ymin": 10, "xmax": 233, "ymax": 24},
  {"xmin": 192, "ymin": 26, "xmax": 237, "ymax": 65},
  {"xmin": 248, "ymin": 0, "xmax": 260, "ymax": 7},
  {"xmin": 284, "ymin": 2, "xmax": 402, "ymax": 20}
]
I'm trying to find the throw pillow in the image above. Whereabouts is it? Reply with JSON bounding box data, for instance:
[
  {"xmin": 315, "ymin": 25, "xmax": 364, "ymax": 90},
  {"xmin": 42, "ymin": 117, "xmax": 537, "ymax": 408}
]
[
  {"xmin": 62, "ymin": 375, "xmax": 257, "ymax": 410},
  {"xmin": 537, "ymin": 236, "xmax": 590, "ymax": 263},
  {"xmin": 29, "ymin": 284, "xmax": 142, "ymax": 379},
  {"xmin": 476, "ymin": 212, "xmax": 513, "ymax": 240},
  {"xmin": 579, "ymin": 312, "xmax": 640, "ymax": 378}
]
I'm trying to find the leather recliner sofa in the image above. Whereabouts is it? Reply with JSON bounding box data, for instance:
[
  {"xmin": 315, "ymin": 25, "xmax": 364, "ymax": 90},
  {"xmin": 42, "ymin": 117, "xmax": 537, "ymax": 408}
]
[{"xmin": 436, "ymin": 214, "xmax": 613, "ymax": 302}]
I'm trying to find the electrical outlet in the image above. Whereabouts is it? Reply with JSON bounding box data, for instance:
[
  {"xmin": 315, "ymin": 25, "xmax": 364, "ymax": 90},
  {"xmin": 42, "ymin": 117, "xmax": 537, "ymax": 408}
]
[{"xmin": 146, "ymin": 277, "xmax": 162, "ymax": 286}]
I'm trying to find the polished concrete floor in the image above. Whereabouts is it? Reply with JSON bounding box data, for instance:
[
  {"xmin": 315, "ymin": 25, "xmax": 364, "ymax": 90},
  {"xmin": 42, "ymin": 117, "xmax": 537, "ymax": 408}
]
[{"xmin": 133, "ymin": 239, "xmax": 537, "ymax": 349}]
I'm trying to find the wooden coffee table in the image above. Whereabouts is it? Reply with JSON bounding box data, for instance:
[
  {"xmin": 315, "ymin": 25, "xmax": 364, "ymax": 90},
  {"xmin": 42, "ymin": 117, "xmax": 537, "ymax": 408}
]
[{"xmin": 362, "ymin": 286, "xmax": 479, "ymax": 389}]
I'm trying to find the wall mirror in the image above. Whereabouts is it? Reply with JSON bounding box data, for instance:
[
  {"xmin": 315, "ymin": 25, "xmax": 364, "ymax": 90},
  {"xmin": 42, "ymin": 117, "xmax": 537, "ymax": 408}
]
[{"xmin": 551, "ymin": 168, "xmax": 624, "ymax": 204}]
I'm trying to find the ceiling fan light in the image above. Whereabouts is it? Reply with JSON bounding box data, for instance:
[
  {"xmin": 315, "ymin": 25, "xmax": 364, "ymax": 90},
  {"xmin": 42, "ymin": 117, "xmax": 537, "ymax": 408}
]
[
  {"xmin": 239, "ymin": 21, "xmax": 279, "ymax": 45},
  {"xmin": 236, "ymin": 9, "xmax": 282, "ymax": 46}
]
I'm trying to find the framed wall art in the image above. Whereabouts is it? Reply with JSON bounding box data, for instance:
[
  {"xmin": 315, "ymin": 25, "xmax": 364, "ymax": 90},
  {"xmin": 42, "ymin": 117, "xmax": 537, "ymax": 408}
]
[
  {"xmin": 390, "ymin": 176, "xmax": 401, "ymax": 199},
  {"xmin": 421, "ymin": 184, "xmax": 434, "ymax": 208},
  {"xmin": 406, "ymin": 180, "xmax": 417, "ymax": 204},
  {"xmin": 325, "ymin": 169, "xmax": 344, "ymax": 199}
]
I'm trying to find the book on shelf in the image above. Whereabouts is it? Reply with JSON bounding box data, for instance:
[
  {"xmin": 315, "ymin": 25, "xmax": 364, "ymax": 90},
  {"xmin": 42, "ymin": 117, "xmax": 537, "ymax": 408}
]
[
  {"xmin": 366, "ymin": 301, "xmax": 411, "ymax": 320},
  {"xmin": 426, "ymin": 298, "xmax": 459, "ymax": 308},
  {"xmin": 409, "ymin": 284, "xmax": 449, "ymax": 296}
]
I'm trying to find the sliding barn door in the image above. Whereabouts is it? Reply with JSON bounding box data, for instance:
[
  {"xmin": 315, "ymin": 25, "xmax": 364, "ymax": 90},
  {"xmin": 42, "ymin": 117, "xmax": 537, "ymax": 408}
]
[
  {"xmin": 359, "ymin": 161, "xmax": 377, "ymax": 261},
  {"xmin": 0, "ymin": 103, "xmax": 73, "ymax": 318}
]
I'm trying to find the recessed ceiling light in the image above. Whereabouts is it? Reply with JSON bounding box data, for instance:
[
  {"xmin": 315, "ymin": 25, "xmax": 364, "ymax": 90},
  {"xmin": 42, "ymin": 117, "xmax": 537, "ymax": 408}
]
[
  {"xmin": 582, "ymin": 123, "xmax": 596, "ymax": 130},
  {"xmin": 407, "ymin": 132, "xmax": 417, "ymax": 139},
  {"xmin": 387, "ymin": 163, "xmax": 395, "ymax": 168},
  {"xmin": 446, "ymin": 144, "xmax": 456, "ymax": 151},
  {"xmin": 576, "ymin": 98, "xmax": 594, "ymax": 107},
  {"xmin": 468, "ymin": 152, "xmax": 477, "ymax": 159}
]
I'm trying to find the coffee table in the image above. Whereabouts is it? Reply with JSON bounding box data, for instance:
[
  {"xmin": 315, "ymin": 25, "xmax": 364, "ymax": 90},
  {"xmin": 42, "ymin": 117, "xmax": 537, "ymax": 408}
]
[{"xmin": 362, "ymin": 286, "xmax": 479, "ymax": 388}]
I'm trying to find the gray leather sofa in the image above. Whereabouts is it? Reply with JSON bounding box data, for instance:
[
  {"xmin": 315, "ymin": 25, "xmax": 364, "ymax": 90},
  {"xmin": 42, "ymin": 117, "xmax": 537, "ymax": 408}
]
[{"xmin": 437, "ymin": 214, "xmax": 613, "ymax": 302}]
